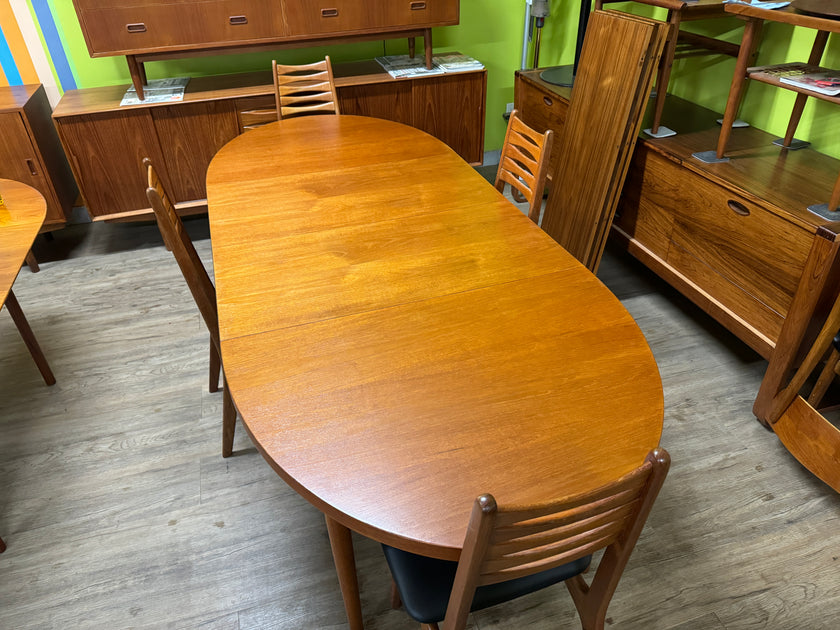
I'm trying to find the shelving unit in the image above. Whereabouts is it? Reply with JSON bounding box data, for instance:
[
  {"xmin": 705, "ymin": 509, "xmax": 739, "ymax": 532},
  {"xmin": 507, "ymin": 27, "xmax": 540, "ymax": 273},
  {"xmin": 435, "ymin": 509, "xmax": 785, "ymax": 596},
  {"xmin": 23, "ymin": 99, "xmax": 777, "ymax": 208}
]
[{"xmin": 715, "ymin": 4, "xmax": 840, "ymax": 213}]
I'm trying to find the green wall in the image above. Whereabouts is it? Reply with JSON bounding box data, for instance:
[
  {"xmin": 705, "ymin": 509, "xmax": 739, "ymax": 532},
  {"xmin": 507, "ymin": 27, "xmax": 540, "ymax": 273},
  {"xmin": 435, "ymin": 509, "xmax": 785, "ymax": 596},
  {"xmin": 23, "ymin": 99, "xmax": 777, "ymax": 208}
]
[{"xmin": 52, "ymin": 0, "xmax": 840, "ymax": 157}]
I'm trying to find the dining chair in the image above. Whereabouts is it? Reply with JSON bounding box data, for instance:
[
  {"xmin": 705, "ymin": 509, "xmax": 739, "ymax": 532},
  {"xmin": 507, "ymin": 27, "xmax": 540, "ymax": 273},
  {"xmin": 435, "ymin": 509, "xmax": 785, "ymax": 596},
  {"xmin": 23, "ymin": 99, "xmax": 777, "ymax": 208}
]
[
  {"xmin": 494, "ymin": 109, "xmax": 553, "ymax": 223},
  {"xmin": 144, "ymin": 158, "xmax": 237, "ymax": 457},
  {"xmin": 272, "ymin": 56, "xmax": 340, "ymax": 121},
  {"xmin": 383, "ymin": 448, "xmax": 670, "ymax": 630}
]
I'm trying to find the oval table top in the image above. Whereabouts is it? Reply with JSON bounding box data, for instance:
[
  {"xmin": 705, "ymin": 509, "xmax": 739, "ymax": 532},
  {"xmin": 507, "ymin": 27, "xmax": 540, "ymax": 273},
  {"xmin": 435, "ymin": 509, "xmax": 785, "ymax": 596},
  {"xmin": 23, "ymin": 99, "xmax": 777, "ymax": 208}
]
[
  {"xmin": 206, "ymin": 115, "xmax": 664, "ymax": 560},
  {"xmin": 0, "ymin": 178, "xmax": 46, "ymax": 306}
]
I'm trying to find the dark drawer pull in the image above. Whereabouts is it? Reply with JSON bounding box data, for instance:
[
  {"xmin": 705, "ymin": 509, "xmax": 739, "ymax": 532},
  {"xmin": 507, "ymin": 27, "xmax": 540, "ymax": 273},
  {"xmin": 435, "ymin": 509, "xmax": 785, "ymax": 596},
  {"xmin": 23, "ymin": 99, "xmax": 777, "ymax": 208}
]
[
  {"xmin": 229, "ymin": 15, "xmax": 248, "ymax": 25},
  {"xmin": 126, "ymin": 23, "xmax": 147, "ymax": 33},
  {"xmin": 410, "ymin": 1, "xmax": 427, "ymax": 9},
  {"xmin": 25, "ymin": 159, "xmax": 37, "ymax": 176},
  {"xmin": 727, "ymin": 199, "xmax": 750, "ymax": 216},
  {"xmin": 321, "ymin": 8, "xmax": 339, "ymax": 17},
  {"xmin": 543, "ymin": 96, "xmax": 553, "ymax": 107}
]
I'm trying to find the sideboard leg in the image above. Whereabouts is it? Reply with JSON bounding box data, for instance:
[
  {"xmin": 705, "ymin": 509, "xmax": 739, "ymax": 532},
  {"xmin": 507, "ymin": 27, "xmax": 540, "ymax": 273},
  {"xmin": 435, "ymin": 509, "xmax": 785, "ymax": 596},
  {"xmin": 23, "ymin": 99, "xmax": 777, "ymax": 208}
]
[
  {"xmin": 424, "ymin": 28, "xmax": 433, "ymax": 68},
  {"xmin": 126, "ymin": 55, "xmax": 146, "ymax": 101}
]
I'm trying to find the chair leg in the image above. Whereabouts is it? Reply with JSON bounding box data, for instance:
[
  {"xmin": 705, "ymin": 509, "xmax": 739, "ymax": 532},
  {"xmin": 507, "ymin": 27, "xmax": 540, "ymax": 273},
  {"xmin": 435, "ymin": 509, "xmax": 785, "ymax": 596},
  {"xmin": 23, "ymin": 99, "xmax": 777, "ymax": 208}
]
[
  {"xmin": 4, "ymin": 290, "xmax": 56, "ymax": 386},
  {"xmin": 390, "ymin": 579, "xmax": 402, "ymax": 609},
  {"xmin": 0, "ymin": 535, "xmax": 6, "ymax": 552},
  {"xmin": 808, "ymin": 348, "xmax": 840, "ymax": 408},
  {"xmin": 209, "ymin": 340, "xmax": 221, "ymax": 393},
  {"xmin": 221, "ymin": 377, "xmax": 236, "ymax": 458}
]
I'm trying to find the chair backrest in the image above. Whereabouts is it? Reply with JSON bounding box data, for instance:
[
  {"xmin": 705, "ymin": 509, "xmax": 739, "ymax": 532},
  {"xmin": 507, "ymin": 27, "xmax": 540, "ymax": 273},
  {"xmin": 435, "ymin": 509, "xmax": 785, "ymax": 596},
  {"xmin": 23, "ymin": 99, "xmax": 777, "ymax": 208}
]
[
  {"xmin": 440, "ymin": 448, "xmax": 670, "ymax": 630},
  {"xmin": 272, "ymin": 56, "xmax": 340, "ymax": 121},
  {"xmin": 144, "ymin": 158, "xmax": 219, "ymax": 345},
  {"xmin": 494, "ymin": 109, "xmax": 554, "ymax": 223},
  {"xmin": 538, "ymin": 10, "xmax": 668, "ymax": 272}
]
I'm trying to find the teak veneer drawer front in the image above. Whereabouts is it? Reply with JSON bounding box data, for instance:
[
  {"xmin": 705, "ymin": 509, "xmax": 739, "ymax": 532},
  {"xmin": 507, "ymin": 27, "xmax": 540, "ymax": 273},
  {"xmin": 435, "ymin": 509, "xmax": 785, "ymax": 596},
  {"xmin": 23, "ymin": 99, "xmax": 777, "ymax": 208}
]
[
  {"xmin": 284, "ymin": 0, "xmax": 456, "ymax": 35},
  {"xmin": 613, "ymin": 150, "xmax": 674, "ymax": 260},
  {"xmin": 665, "ymin": 156, "xmax": 813, "ymax": 320},
  {"xmin": 79, "ymin": 1, "xmax": 285, "ymax": 55}
]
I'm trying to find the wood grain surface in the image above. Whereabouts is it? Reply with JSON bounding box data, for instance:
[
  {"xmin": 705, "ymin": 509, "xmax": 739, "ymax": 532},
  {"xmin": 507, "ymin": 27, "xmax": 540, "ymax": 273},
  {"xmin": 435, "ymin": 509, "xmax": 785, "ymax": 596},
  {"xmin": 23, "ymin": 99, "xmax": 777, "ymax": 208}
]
[
  {"xmin": 206, "ymin": 115, "xmax": 664, "ymax": 560},
  {"xmin": 2, "ymin": 216, "xmax": 839, "ymax": 628},
  {"xmin": 0, "ymin": 179, "xmax": 47, "ymax": 306}
]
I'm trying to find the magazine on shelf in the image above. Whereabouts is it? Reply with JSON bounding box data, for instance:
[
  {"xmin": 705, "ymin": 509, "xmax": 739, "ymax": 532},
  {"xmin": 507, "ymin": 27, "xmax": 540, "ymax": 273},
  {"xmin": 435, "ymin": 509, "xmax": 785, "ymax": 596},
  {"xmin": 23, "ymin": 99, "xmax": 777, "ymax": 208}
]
[
  {"xmin": 120, "ymin": 77, "xmax": 190, "ymax": 106},
  {"xmin": 432, "ymin": 53, "xmax": 484, "ymax": 72},
  {"xmin": 779, "ymin": 68, "xmax": 840, "ymax": 96},
  {"xmin": 375, "ymin": 55, "xmax": 445, "ymax": 79}
]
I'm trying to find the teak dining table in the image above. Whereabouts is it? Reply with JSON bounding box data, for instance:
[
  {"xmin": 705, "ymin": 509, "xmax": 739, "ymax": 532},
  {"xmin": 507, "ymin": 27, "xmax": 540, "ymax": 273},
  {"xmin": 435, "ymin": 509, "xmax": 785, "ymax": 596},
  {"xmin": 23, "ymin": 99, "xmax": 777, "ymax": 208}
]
[
  {"xmin": 0, "ymin": 178, "xmax": 55, "ymax": 388},
  {"xmin": 206, "ymin": 115, "xmax": 664, "ymax": 629}
]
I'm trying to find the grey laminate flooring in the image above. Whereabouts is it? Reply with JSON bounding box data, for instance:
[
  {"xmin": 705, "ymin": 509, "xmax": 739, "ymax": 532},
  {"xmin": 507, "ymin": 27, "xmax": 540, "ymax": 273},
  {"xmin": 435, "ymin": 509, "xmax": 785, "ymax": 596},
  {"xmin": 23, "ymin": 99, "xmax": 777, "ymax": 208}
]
[{"xmin": 1, "ymin": 198, "xmax": 838, "ymax": 629}]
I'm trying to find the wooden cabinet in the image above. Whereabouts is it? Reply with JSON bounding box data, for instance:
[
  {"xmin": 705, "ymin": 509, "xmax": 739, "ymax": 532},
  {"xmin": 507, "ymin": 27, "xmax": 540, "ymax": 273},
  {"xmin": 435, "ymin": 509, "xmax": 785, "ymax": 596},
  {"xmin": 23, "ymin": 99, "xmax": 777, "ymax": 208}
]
[
  {"xmin": 53, "ymin": 61, "xmax": 486, "ymax": 220},
  {"xmin": 71, "ymin": 0, "xmax": 460, "ymax": 99},
  {"xmin": 514, "ymin": 69, "xmax": 839, "ymax": 358},
  {"xmin": 0, "ymin": 85, "xmax": 77, "ymax": 230},
  {"xmin": 513, "ymin": 70, "xmax": 570, "ymax": 184}
]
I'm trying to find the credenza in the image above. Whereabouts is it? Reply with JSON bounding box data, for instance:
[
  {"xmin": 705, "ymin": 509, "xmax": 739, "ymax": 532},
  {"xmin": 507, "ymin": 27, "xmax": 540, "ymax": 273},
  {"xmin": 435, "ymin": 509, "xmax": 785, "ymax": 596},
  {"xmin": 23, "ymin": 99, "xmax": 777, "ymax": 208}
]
[
  {"xmin": 515, "ymin": 68, "xmax": 839, "ymax": 359},
  {"xmin": 0, "ymin": 85, "xmax": 77, "ymax": 231},
  {"xmin": 52, "ymin": 61, "xmax": 486, "ymax": 221},
  {"xmin": 71, "ymin": 0, "xmax": 459, "ymax": 99}
]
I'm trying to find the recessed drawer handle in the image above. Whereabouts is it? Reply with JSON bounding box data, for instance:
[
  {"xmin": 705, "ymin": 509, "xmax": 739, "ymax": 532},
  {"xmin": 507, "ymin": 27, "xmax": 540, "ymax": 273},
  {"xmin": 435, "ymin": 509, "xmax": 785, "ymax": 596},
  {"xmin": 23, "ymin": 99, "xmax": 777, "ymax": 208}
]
[
  {"xmin": 25, "ymin": 159, "xmax": 37, "ymax": 176},
  {"xmin": 229, "ymin": 15, "xmax": 248, "ymax": 25},
  {"xmin": 321, "ymin": 8, "xmax": 339, "ymax": 17},
  {"xmin": 410, "ymin": 1, "xmax": 427, "ymax": 9},
  {"xmin": 727, "ymin": 199, "xmax": 750, "ymax": 216},
  {"xmin": 543, "ymin": 96, "xmax": 553, "ymax": 106},
  {"xmin": 126, "ymin": 23, "xmax": 147, "ymax": 33}
]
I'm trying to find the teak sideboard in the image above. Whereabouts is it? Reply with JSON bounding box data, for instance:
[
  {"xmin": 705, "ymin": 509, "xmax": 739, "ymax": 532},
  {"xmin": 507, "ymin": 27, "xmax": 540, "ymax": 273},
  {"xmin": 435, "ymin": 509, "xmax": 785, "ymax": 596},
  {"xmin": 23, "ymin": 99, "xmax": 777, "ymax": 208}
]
[
  {"xmin": 71, "ymin": 0, "xmax": 459, "ymax": 99},
  {"xmin": 52, "ymin": 61, "xmax": 486, "ymax": 221},
  {"xmin": 515, "ymin": 68, "xmax": 840, "ymax": 359}
]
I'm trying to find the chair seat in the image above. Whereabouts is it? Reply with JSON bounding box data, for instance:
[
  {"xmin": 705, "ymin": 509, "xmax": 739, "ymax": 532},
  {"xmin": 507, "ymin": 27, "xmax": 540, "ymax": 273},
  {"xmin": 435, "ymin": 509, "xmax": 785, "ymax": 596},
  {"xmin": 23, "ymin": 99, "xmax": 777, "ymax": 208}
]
[{"xmin": 382, "ymin": 544, "xmax": 591, "ymax": 624}]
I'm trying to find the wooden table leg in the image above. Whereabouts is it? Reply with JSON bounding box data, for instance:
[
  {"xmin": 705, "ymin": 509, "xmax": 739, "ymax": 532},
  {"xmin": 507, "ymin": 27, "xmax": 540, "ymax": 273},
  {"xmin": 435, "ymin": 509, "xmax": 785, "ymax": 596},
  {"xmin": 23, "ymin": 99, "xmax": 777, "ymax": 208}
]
[
  {"xmin": 325, "ymin": 515, "xmax": 364, "ymax": 630},
  {"xmin": 649, "ymin": 11, "xmax": 681, "ymax": 135},
  {"xmin": 0, "ymin": 535, "xmax": 6, "ymax": 553},
  {"xmin": 24, "ymin": 250, "xmax": 39, "ymax": 273},
  {"xmin": 4, "ymin": 289, "xmax": 56, "ymax": 386},
  {"xmin": 126, "ymin": 55, "xmax": 146, "ymax": 101},
  {"xmin": 716, "ymin": 17, "xmax": 763, "ymax": 159}
]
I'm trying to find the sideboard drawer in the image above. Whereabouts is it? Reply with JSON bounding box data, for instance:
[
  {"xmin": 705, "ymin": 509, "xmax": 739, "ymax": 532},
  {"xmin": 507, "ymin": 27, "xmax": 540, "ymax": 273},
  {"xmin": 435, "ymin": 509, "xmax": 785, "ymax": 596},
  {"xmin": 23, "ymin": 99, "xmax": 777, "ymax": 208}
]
[
  {"xmin": 284, "ymin": 0, "xmax": 456, "ymax": 34},
  {"xmin": 666, "ymin": 160, "xmax": 813, "ymax": 321},
  {"xmin": 79, "ymin": 1, "xmax": 285, "ymax": 55},
  {"xmin": 284, "ymin": 0, "xmax": 380, "ymax": 35}
]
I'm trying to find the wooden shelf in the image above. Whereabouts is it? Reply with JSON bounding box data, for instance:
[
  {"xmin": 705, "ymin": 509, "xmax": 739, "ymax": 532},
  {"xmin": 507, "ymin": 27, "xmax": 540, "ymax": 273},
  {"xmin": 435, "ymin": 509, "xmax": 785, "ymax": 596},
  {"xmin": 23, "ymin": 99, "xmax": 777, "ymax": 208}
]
[{"xmin": 747, "ymin": 63, "xmax": 840, "ymax": 105}]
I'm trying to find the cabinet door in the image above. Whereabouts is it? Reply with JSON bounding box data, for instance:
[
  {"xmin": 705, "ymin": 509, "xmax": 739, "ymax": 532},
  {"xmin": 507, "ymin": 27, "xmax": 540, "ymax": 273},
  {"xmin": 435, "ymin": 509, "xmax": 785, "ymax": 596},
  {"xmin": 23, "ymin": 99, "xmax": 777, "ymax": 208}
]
[
  {"xmin": 338, "ymin": 81, "xmax": 412, "ymax": 124},
  {"xmin": 412, "ymin": 72, "xmax": 485, "ymax": 164},
  {"xmin": 151, "ymin": 101, "xmax": 239, "ymax": 202},
  {"xmin": 0, "ymin": 112, "xmax": 54, "ymax": 220},
  {"xmin": 55, "ymin": 110, "xmax": 166, "ymax": 217}
]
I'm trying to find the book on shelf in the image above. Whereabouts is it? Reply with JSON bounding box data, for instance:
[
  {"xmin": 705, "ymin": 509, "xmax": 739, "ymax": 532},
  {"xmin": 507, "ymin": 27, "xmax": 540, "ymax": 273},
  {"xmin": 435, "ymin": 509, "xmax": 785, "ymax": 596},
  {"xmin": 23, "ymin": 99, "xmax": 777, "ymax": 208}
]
[
  {"xmin": 375, "ymin": 53, "xmax": 484, "ymax": 79},
  {"xmin": 756, "ymin": 63, "xmax": 840, "ymax": 96}
]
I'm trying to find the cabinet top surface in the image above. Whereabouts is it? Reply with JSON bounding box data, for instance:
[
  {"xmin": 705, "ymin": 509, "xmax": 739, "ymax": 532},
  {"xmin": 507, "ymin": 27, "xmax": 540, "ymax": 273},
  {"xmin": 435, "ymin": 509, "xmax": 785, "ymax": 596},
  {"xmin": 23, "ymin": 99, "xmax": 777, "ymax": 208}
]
[
  {"xmin": 0, "ymin": 84, "xmax": 41, "ymax": 113},
  {"xmin": 52, "ymin": 60, "xmax": 484, "ymax": 117}
]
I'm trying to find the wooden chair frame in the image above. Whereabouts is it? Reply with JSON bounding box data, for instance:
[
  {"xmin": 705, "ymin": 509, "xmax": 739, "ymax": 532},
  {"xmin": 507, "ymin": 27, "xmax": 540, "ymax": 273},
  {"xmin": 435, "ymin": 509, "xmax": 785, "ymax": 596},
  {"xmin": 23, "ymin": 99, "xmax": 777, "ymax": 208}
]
[
  {"xmin": 754, "ymin": 222, "xmax": 840, "ymax": 492},
  {"xmin": 494, "ymin": 109, "xmax": 553, "ymax": 223},
  {"xmin": 272, "ymin": 56, "xmax": 340, "ymax": 121},
  {"xmin": 399, "ymin": 449, "xmax": 670, "ymax": 630},
  {"xmin": 144, "ymin": 158, "xmax": 237, "ymax": 457}
]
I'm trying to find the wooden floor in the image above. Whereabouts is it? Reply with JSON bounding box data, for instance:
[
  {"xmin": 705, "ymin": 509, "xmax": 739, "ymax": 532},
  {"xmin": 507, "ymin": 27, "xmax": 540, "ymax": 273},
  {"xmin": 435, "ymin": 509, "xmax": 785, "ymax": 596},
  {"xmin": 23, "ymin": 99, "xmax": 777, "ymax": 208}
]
[{"xmin": 2, "ymin": 199, "xmax": 839, "ymax": 628}]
